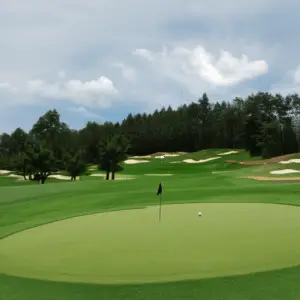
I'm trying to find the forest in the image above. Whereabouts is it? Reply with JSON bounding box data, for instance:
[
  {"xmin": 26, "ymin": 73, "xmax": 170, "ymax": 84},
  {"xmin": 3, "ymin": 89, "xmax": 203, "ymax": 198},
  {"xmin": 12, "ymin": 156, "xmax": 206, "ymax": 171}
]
[{"xmin": 0, "ymin": 92, "xmax": 299, "ymax": 181}]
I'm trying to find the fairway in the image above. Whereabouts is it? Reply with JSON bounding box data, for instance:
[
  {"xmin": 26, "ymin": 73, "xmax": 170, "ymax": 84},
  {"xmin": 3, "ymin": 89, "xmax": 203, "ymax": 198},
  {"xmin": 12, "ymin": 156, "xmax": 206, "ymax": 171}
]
[{"xmin": 1, "ymin": 203, "xmax": 300, "ymax": 284}]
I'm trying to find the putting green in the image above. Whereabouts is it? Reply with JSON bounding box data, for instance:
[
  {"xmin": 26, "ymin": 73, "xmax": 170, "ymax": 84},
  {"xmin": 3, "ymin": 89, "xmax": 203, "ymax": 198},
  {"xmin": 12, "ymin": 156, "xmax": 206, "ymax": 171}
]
[{"xmin": 1, "ymin": 203, "xmax": 300, "ymax": 284}]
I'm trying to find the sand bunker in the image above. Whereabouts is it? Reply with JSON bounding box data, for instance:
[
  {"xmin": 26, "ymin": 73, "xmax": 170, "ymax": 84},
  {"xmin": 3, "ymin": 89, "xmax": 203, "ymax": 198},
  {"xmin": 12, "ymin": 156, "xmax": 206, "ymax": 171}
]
[
  {"xmin": 144, "ymin": 174, "xmax": 173, "ymax": 176},
  {"xmin": 155, "ymin": 154, "xmax": 181, "ymax": 158},
  {"xmin": 90, "ymin": 173, "xmax": 135, "ymax": 180},
  {"xmin": 279, "ymin": 159, "xmax": 300, "ymax": 164},
  {"xmin": 115, "ymin": 176, "xmax": 135, "ymax": 180},
  {"xmin": 170, "ymin": 161, "xmax": 181, "ymax": 164},
  {"xmin": 124, "ymin": 159, "xmax": 150, "ymax": 164},
  {"xmin": 183, "ymin": 157, "xmax": 221, "ymax": 164},
  {"xmin": 218, "ymin": 151, "xmax": 239, "ymax": 156},
  {"xmin": 8, "ymin": 174, "xmax": 23, "ymax": 179},
  {"xmin": 5, "ymin": 173, "xmax": 77, "ymax": 181},
  {"xmin": 243, "ymin": 176, "xmax": 300, "ymax": 181},
  {"xmin": 48, "ymin": 174, "xmax": 79, "ymax": 180},
  {"xmin": 0, "ymin": 170, "xmax": 11, "ymax": 175},
  {"xmin": 156, "ymin": 152, "xmax": 186, "ymax": 156},
  {"xmin": 6, "ymin": 174, "xmax": 25, "ymax": 181},
  {"xmin": 131, "ymin": 152, "xmax": 187, "ymax": 159},
  {"xmin": 270, "ymin": 169, "xmax": 300, "ymax": 175},
  {"xmin": 130, "ymin": 155, "xmax": 153, "ymax": 159},
  {"xmin": 90, "ymin": 174, "xmax": 106, "ymax": 177}
]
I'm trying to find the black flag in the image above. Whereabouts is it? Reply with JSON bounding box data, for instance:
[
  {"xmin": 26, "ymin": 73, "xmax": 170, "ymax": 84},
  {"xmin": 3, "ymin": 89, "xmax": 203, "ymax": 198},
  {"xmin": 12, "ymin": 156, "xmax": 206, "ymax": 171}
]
[{"xmin": 156, "ymin": 182, "xmax": 162, "ymax": 196}]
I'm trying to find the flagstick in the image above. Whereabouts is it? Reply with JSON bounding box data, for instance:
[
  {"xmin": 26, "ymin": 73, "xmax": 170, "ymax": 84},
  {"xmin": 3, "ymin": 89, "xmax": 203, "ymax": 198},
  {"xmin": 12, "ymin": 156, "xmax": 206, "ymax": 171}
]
[{"xmin": 159, "ymin": 193, "xmax": 162, "ymax": 222}]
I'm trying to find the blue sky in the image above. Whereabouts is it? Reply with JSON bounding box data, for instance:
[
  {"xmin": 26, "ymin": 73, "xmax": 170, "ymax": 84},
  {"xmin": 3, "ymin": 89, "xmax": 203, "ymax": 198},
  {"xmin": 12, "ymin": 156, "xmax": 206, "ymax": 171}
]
[{"xmin": 1, "ymin": 0, "xmax": 300, "ymax": 133}]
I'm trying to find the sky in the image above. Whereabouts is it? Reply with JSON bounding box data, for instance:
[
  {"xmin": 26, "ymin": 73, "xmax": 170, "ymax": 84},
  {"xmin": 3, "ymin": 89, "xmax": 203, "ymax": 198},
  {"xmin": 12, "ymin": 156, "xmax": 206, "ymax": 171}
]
[{"xmin": 1, "ymin": 0, "xmax": 300, "ymax": 133}]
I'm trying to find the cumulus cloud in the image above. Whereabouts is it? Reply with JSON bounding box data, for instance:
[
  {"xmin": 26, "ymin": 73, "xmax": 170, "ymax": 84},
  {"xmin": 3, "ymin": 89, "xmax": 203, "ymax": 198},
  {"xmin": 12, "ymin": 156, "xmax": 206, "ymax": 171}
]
[
  {"xmin": 25, "ymin": 76, "xmax": 118, "ymax": 108},
  {"xmin": 133, "ymin": 45, "xmax": 268, "ymax": 91},
  {"xmin": 0, "ymin": 75, "xmax": 118, "ymax": 109}
]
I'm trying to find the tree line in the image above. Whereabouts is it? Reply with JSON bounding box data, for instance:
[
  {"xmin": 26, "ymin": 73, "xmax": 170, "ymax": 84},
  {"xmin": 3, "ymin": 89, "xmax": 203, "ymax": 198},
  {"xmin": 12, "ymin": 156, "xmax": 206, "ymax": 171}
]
[{"xmin": 0, "ymin": 92, "xmax": 300, "ymax": 182}]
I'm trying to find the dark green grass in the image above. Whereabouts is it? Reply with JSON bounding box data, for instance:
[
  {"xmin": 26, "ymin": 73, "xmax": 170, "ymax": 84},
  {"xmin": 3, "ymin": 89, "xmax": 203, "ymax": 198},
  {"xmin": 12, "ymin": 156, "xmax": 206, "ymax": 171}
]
[
  {"xmin": 2, "ymin": 151, "xmax": 300, "ymax": 299},
  {"xmin": 2, "ymin": 266, "xmax": 300, "ymax": 300}
]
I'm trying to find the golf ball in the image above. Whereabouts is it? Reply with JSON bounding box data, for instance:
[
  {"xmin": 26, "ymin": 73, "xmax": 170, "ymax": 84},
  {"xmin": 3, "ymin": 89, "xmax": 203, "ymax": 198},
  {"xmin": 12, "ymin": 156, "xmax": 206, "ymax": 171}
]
[{"xmin": 198, "ymin": 212, "xmax": 202, "ymax": 216}]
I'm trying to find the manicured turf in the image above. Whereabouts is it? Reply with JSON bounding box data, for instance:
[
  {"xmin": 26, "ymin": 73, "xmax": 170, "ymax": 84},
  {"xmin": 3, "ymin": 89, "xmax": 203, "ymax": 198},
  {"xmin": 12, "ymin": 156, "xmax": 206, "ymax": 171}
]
[
  {"xmin": 2, "ymin": 203, "xmax": 300, "ymax": 285},
  {"xmin": 2, "ymin": 150, "xmax": 300, "ymax": 299}
]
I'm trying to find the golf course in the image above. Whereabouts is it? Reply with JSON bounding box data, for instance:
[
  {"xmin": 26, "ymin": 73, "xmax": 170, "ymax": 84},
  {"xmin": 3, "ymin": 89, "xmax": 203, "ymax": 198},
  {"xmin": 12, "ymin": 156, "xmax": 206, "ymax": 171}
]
[
  {"xmin": 3, "ymin": 0, "xmax": 300, "ymax": 298},
  {"xmin": 2, "ymin": 149, "xmax": 300, "ymax": 299}
]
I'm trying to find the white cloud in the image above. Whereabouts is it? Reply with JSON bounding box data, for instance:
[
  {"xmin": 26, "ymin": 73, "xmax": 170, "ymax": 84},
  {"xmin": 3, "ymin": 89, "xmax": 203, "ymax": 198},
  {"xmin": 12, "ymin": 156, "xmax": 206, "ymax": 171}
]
[
  {"xmin": 132, "ymin": 49, "xmax": 155, "ymax": 61},
  {"xmin": 68, "ymin": 106, "xmax": 103, "ymax": 121},
  {"xmin": 0, "ymin": 0, "xmax": 299, "ymax": 132},
  {"xmin": 133, "ymin": 45, "xmax": 268, "ymax": 93},
  {"xmin": 64, "ymin": 77, "xmax": 117, "ymax": 100},
  {"xmin": 0, "ymin": 75, "xmax": 118, "ymax": 109},
  {"xmin": 112, "ymin": 63, "xmax": 136, "ymax": 82},
  {"xmin": 25, "ymin": 76, "xmax": 118, "ymax": 108}
]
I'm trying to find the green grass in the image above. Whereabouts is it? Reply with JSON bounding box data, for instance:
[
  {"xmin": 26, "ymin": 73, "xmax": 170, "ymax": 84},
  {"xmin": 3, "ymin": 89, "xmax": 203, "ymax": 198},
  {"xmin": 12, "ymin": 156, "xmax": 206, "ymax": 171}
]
[
  {"xmin": 2, "ymin": 150, "xmax": 300, "ymax": 299},
  {"xmin": 229, "ymin": 161, "xmax": 300, "ymax": 178},
  {"xmin": 119, "ymin": 149, "xmax": 250, "ymax": 175},
  {"xmin": 254, "ymin": 163, "xmax": 300, "ymax": 176},
  {"xmin": 2, "ymin": 203, "xmax": 300, "ymax": 285}
]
